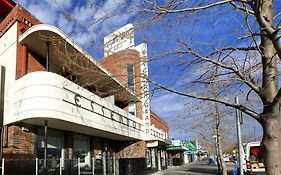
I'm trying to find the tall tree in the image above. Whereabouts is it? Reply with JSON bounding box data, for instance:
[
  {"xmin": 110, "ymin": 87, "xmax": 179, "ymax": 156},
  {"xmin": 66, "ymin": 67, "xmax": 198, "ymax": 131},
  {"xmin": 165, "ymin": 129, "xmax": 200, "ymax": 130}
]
[{"xmin": 137, "ymin": 0, "xmax": 281, "ymax": 174}]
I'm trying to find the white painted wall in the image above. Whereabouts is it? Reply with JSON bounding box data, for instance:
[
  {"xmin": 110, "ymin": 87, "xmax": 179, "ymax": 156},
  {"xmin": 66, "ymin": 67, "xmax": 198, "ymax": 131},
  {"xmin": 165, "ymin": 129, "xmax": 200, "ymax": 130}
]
[
  {"xmin": 150, "ymin": 125, "xmax": 166, "ymax": 141},
  {"xmin": 12, "ymin": 71, "xmax": 144, "ymax": 140},
  {"xmin": 0, "ymin": 22, "xmax": 18, "ymax": 124},
  {"xmin": 136, "ymin": 43, "xmax": 152, "ymax": 140},
  {"xmin": 104, "ymin": 23, "xmax": 134, "ymax": 57}
]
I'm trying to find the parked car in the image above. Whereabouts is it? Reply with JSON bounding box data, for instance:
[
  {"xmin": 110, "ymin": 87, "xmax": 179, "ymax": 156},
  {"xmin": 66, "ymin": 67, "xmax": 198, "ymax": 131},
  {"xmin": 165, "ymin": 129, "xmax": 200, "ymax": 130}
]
[{"xmin": 242, "ymin": 141, "xmax": 265, "ymax": 175}]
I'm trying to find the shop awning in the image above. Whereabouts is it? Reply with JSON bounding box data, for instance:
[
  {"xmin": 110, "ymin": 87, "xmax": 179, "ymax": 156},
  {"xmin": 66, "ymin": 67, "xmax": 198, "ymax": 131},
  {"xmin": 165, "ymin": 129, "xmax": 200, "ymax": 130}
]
[{"xmin": 167, "ymin": 146, "xmax": 188, "ymax": 151}]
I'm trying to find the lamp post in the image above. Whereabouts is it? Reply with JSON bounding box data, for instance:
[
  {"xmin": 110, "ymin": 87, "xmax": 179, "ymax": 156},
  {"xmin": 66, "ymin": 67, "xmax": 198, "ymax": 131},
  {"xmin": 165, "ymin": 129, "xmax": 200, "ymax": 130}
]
[{"xmin": 235, "ymin": 97, "xmax": 243, "ymax": 175}]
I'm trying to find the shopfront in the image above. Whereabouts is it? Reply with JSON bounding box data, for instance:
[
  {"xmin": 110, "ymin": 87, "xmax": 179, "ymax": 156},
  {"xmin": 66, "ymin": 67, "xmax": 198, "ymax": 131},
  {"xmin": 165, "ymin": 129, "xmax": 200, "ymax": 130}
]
[
  {"xmin": 36, "ymin": 127, "xmax": 119, "ymax": 175},
  {"xmin": 146, "ymin": 141, "xmax": 169, "ymax": 174}
]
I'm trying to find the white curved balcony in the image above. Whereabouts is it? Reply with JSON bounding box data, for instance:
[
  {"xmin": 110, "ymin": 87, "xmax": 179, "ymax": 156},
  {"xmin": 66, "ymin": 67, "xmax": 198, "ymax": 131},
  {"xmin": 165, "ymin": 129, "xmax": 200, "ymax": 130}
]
[{"xmin": 10, "ymin": 71, "xmax": 144, "ymax": 141}]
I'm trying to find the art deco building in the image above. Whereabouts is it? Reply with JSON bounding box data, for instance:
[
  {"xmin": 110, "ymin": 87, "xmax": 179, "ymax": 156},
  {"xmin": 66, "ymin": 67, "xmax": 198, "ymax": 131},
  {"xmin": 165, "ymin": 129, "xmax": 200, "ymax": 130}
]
[{"xmin": 0, "ymin": 0, "xmax": 170, "ymax": 174}]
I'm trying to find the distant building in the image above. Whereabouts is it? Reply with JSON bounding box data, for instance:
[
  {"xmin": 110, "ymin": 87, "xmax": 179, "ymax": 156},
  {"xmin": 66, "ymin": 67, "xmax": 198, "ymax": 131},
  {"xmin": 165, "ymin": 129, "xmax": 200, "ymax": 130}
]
[
  {"xmin": 0, "ymin": 0, "xmax": 170, "ymax": 175},
  {"xmin": 167, "ymin": 140, "xmax": 199, "ymax": 166}
]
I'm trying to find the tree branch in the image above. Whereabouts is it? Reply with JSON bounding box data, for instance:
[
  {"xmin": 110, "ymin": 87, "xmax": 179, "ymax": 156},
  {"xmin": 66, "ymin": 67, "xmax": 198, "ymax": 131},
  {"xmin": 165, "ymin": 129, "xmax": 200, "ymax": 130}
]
[
  {"xmin": 180, "ymin": 48, "xmax": 261, "ymax": 93},
  {"xmin": 148, "ymin": 78, "xmax": 260, "ymax": 120}
]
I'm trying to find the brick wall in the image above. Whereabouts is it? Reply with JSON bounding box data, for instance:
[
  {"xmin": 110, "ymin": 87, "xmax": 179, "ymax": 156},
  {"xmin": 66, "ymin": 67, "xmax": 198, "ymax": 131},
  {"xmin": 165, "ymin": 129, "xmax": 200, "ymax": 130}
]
[
  {"xmin": 0, "ymin": 5, "xmax": 42, "ymax": 79},
  {"xmin": 99, "ymin": 49, "xmax": 143, "ymax": 119},
  {"xmin": 118, "ymin": 140, "xmax": 146, "ymax": 159},
  {"xmin": 3, "ymin": 125, "xmax": 36, "ymax": 159},
  {"xmin": 150, "ymin": 111, "xmax": 169, "ymax": 136}
]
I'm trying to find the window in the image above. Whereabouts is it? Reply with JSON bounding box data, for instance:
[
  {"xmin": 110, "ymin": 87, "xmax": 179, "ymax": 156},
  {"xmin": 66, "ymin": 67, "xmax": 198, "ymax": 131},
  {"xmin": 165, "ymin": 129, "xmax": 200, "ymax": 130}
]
[
  {"xmin": 128, "ymin": 102, "xmax": 136, "ymax": 116},
  {"xmin": 37, "ymin": 128, "xmax": 64, "ymax": 160},
  {"xmin": 37, "ymin": 128, "xmax": 65, "ymax": 172},
  {"xmin": 146, "ymin": 149, "xmax": 151, "ymax": 168},
  {"xmin": 127, "ymin": 64, "xmax": 135, "ymax": 92},
  {"xmin": 73, "ymin": 134, "xmax": 91, "ymax": 167}
]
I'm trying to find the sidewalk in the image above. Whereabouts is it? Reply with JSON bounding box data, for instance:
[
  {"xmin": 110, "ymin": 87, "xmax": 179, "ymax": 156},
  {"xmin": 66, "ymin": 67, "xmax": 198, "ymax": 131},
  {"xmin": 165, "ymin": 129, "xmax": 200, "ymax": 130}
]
[{"xmin": 151, "ymin": 161, "xmax": 235, "ymax": 175}]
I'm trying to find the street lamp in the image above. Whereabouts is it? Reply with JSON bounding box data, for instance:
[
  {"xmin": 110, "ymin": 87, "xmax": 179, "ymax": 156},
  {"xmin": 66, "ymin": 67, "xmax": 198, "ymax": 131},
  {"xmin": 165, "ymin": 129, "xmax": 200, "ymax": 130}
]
[{"xmin": 235, "ymin": 97, "xmax": 244, "ymax": 175}]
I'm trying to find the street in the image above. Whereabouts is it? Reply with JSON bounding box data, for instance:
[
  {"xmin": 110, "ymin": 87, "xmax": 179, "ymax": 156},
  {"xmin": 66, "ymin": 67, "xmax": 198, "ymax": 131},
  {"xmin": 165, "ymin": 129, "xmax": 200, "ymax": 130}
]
[{"xmin": 157, "ymin": 160, "xmax": 235, "ymax": 175}]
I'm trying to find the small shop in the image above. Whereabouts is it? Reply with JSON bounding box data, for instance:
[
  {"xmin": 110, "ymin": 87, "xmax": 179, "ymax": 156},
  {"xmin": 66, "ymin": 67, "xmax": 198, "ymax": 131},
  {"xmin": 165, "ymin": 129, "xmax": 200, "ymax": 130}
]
[{"xmin": 146, "ymin": 140, "xmax": 170, "ymax": 174}]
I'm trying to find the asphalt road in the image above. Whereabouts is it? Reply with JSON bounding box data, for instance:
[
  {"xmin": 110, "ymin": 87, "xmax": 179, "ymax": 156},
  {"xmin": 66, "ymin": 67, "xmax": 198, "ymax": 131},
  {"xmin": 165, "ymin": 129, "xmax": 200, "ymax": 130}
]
[{"xmin": 159, "ymin": 161, "xmax": 235, "ymax": 175}]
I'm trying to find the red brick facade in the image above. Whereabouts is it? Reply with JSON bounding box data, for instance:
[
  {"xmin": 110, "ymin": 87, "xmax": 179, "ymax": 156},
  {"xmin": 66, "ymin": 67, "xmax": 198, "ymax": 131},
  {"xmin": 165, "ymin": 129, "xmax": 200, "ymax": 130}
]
[
  {"xmin": 99, "ymin": 49, "xmax": 143, "ymax": 119},
  {"xmin": 150, "ymin": 111, "xmax": 169, "ymax": 137}
]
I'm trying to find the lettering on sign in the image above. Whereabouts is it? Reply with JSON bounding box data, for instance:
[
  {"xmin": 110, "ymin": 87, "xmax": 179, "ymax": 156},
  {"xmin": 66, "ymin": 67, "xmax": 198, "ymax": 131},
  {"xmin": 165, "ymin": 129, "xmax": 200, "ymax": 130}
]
[
  {"xmin": 74, "ymin": 94, "xmax": 81, "ymax": 107},
  {"xmin": 136, "ymin": 43, "xmax": 151, "ymax": 137},
  {"xmin": 64, "ymin": 88, "xmax": 141, "ymax": 130}
]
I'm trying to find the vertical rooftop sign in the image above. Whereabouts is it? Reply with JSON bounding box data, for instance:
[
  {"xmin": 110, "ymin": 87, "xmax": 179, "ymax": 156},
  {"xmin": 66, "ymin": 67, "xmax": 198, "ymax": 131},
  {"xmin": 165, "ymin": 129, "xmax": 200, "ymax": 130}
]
[
  {"xmin": 103, "ymin": 23, "xmax": 151, "ymax": 139},
  {"xmin": 104, "ymin": 23, "xmax": 134, "ymax": 57},
  {"xmin": 136, "ymin": 43, "xmax": 151, "ymax": 139}
]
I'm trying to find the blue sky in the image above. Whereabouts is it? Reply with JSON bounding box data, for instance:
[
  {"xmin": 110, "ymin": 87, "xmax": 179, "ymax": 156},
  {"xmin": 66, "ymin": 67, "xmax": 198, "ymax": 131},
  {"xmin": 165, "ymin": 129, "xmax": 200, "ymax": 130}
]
[{"xmin": 14, "ymin": 0, "xmax": 272, "ymax": 141}]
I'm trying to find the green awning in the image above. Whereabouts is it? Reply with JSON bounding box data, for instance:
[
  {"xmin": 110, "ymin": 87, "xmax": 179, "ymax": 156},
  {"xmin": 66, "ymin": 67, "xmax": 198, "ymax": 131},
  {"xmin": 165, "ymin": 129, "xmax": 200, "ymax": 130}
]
[
  {"xmin": 167, "ymin": 146, "xmax": 189, "ymax": 151},
  {"xmin": 186, "ymin": 141, "xmax": 196, "ymax": 151}
]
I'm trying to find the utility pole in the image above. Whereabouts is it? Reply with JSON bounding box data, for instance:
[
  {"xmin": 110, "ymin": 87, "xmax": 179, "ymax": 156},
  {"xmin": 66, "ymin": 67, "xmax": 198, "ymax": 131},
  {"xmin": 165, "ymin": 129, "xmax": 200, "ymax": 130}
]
[
  {"xmin": 235, "ymin": 97, "xmax": 243, "ymax": 175},
  {"xmin": 254, "ymin": 126, "xmax": 256, "ymax": 141}
]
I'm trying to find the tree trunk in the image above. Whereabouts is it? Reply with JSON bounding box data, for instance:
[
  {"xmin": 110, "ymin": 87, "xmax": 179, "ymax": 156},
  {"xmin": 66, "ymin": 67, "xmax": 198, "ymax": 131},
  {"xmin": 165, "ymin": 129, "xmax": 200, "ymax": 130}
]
[
  {"xmin": 218, "ymin": 136, "xmax": 227, "ymax": 175},
  {"xmin": 214, "ymin": 105, "xmax": 227, "ymax": 175},
  {"xmin": 252, "ymin": 0, "xmax": 281, "ymax": 174},
  {"xmin": 261, "ymin": 113, "xmax": 281, "ymax": 175}
]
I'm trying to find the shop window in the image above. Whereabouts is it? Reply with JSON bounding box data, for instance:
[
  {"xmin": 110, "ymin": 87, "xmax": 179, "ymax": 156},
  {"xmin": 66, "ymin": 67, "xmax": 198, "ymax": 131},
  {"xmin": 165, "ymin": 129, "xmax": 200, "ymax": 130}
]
[
  {"xmin": 146, "ymin": 149, "xmax": 151, "ymax": 168},
  {"xmin": 37, "ymin": 128, "xmax": 65, "ymax": 173},
  {"xmin": 151, "ymin": 148, "xmax": 156, "ymax": 168},
  {"xmin": 37, "ymin": 128, "xmax": 65, "ymax": 160},
  {"xmin": 73, "ymin": 134, "xmax": 91, "ymax": 167}
]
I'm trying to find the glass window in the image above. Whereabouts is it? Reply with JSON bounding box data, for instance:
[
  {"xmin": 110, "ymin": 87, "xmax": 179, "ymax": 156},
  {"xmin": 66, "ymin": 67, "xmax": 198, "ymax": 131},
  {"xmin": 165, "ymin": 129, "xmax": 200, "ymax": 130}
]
[
  {"xmin": 127, "ymin": 64, "xmax": 135, "ymax": 92},
  {"xmin": 128, "ymin": 102, "xmax": 136, "ymax": 116},
  {"xmin": 151, "ymin": 148, "xmax": 156, "ymax": 168},
  {"xmin": 37, "ymin": 128, "xmax": 64, "ymax": 159},
  {"xmin": 37, "ymin": 128, "xmax": 65, "ymax": 173},
  {"xmin": 146, "ymin": 149, "xmax": 151, "ymax": 168},
  {"xmin": 73, "ymin": 134, "xmax": 91, "ymax": 167}
]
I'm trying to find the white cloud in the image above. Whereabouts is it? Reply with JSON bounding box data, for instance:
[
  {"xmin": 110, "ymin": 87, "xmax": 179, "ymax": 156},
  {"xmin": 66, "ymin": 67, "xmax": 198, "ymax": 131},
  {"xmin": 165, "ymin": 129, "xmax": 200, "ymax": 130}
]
[
  {"xmin": 16, "ymin": 0, "xmax": 138, "ymax": 54},
  {"xmin": 25, "ymin": 2, "xmax": 58, "ymax": 25},
  {"xmin": 57, "ymin": 13, "xmax": 74, "ymax": 34},
  {"xmin": 151, "ymin": 93, "xmax": 188, "ymax": 119}
]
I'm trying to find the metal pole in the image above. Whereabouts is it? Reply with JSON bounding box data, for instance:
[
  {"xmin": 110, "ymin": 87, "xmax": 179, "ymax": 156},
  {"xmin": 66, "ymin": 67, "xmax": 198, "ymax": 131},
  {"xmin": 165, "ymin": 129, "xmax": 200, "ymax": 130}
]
[
  {"xmin": 44, "ymin": 121, "xmax": 48, "ymax": 168},
  {"xmin": 0, "ymin": 128, "xmax": 2, "ymax": 159},
  {"xmin": 35, "ymin": 158, "xmax": 38, "ymax": 175},
  {"xmin": 103, "ymin": 152, "xmax": 106, "ymax": 175},
  {"xmin": 235, "ymin": 97, "xmax": 243, "ymax": 175},
  {"xmin": 113, "ymin": 154, "xmax": 116, "ymax": 175},
  {"xmin": 0, "ymin": 66, "xmax": 6, "ymax": 160},
  {"xmin": 1, "ymin": 158, "xmax": 4, "ymax": 175},
  {"xmin": 60, "ymin": 158, "xmax": 62, "ymax": 175},
  {"xmin": 254, "ymin": 126, "xmax": 256, "ymax": 141},
  {"xmin": 92, "ymin": 157, "xmax": 95, "ymax": 175},
  {"xmin": 78, "ymin": 157, "xmax": 80, "ymax": 175}
]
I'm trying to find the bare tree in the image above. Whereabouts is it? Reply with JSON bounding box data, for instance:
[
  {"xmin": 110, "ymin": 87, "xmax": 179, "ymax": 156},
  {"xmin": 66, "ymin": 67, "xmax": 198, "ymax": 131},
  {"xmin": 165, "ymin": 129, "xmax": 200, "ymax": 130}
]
[
  {"xmin": 38, "ymin": 0, "xmax": 280, "ymax": 174},
  {"xmin": 135, "ymin": 0, "xmax": 281, "ymax": 174}
]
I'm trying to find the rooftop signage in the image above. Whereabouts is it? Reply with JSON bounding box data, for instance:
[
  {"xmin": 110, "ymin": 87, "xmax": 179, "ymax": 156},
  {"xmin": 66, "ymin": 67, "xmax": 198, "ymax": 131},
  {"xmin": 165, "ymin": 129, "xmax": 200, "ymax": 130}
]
[{"xmin": 104, "ymin": 23, "xmax": 134, "ymax": 57}]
